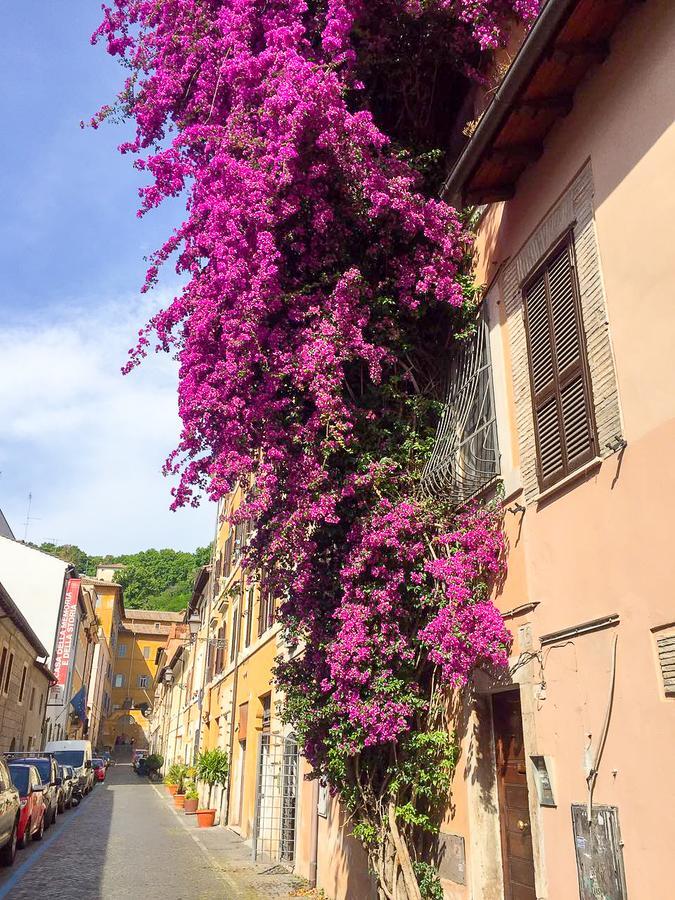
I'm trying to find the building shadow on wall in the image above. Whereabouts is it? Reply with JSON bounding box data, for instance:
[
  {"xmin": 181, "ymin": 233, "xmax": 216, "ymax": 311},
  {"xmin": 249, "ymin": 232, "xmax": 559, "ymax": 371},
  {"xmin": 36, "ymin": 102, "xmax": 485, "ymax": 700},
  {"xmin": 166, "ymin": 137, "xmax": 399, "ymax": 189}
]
[{"xmin": 322, "ymin": 800, "xmax": 379, "ymax": 900}]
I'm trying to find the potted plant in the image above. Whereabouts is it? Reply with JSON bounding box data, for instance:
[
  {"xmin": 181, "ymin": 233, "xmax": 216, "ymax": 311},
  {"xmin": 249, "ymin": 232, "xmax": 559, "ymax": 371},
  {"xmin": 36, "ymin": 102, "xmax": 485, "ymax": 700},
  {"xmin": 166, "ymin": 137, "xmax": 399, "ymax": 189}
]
[
  {"xmin": 184, "ymin": 783, "xmax": 199, "ymax": 815},
  {"xmin": 165, "ymin": 763, "xmax": 187, "ymax": 796},
  {"xmin": 164, "ymin": 764, "xmax": 181, "ymax": 795},
  {"xmin": 194, "ymin": 748, "xmax": 229, "ymax": 827}
]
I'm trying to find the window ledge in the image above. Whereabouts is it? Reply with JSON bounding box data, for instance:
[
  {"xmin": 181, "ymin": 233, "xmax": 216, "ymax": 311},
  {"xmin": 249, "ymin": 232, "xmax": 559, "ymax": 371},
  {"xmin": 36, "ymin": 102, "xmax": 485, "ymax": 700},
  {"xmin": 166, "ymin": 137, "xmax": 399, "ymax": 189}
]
[{"xmin": 534, "ymin": 457, "xmax": 602, "ymax": 505}]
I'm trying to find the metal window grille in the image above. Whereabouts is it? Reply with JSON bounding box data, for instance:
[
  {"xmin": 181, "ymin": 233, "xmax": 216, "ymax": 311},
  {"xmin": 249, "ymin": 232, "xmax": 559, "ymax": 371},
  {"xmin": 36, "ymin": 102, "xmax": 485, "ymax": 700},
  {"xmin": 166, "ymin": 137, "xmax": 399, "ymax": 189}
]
[
  {"xmin": 422, "ymin": 313, "xmax": 500, "ymax": 503},
  {"xmin": 252, "ymin": 733, "xmax": 299, "ymax": 865}
]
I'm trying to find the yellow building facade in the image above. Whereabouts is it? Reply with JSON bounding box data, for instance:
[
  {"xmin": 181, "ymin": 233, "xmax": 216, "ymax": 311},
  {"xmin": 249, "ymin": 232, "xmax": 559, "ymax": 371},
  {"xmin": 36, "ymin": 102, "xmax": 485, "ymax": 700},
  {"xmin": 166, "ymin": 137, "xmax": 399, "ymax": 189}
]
[{"xmin": 87, "ymin": 565, "xmax": 183, "ymax": 751}]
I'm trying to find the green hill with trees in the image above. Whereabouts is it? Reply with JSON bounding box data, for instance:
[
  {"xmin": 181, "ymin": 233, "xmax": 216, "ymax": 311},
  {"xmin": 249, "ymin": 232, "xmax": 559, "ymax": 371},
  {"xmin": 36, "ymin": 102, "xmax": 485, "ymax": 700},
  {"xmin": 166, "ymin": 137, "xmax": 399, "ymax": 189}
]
[{"xmin": 34, "ymin": 543, "xmax": 211, "ymax": 612}]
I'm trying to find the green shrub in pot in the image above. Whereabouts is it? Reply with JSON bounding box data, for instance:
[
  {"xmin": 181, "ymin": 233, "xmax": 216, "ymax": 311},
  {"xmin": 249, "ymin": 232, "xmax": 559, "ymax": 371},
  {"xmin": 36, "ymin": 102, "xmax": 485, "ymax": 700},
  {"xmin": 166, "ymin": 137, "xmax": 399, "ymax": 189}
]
[{"xmin": 195, "ymin": 748, "xmax": 229, "ymax": 809}]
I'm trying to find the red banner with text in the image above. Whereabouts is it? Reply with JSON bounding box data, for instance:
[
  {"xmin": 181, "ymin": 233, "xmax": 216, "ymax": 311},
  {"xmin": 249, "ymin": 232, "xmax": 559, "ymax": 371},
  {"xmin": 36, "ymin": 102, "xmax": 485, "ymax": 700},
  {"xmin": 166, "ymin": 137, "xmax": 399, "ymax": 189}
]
[{"xmin": 49, "ymin": 578, "xmax": 80, "ymax": 704}]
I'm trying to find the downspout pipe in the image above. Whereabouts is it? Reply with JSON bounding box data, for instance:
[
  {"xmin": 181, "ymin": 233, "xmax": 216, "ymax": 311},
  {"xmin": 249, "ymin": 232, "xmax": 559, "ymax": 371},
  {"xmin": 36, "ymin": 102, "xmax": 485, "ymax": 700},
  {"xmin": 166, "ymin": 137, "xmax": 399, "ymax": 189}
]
[
  {"xmin": 224, "ymin": 580, "xmax": 243, "ymax": 825},
  {"xmin": 586, "ymin": 634, "xmax": 618, "ymax": 823},
  {"xmin": 309, "ymin": 778, "xmax": 320, "ymax": 888},
  {"xmin": 441, "ymin": 0, "xmax": 581, "ymax": 204}
]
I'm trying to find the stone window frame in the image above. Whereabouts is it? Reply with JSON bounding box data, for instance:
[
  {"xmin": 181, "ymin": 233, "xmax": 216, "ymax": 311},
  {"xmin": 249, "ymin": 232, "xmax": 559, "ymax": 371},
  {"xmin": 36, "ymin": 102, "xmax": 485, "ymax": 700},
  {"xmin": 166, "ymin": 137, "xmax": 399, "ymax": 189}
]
[{"xmin": 500, "ymin": 161, "xmax": 623, "ymax": 503}]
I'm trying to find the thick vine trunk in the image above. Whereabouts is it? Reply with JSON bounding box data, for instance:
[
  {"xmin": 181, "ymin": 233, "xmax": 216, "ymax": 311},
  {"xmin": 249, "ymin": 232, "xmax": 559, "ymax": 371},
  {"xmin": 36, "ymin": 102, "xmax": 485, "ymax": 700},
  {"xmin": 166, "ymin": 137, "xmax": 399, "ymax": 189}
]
[{"xmin": 372, "ymin": 808, "xmax": 423, "ymax": 900}]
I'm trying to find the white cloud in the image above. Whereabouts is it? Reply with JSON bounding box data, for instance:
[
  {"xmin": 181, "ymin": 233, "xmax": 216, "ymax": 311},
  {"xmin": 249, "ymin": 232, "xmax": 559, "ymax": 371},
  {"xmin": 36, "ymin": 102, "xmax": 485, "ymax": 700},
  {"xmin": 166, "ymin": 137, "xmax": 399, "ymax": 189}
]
[{"xmin": 0, "ymin": 293, "xmax": 215, "ymax": 554}]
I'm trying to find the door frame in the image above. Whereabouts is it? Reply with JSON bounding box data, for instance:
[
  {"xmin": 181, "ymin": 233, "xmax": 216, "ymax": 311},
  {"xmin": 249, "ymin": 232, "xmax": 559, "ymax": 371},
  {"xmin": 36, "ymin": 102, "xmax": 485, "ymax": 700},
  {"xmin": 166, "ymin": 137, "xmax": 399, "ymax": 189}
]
[
  {"xmin": 468, "ymin": 670, "xmax": 548, "ymax": 900},
  {"xmin": 491, "ymin": 688, "xmax": 536, "ymax": 900}
]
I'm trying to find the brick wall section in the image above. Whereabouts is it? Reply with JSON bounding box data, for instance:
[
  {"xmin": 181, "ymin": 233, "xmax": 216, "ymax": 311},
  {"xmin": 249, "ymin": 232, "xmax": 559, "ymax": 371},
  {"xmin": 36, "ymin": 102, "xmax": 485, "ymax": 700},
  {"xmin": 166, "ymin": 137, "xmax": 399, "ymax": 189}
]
[{"xmin": 500, "ymin": 161, "xmax": 623, "ymax": 502}]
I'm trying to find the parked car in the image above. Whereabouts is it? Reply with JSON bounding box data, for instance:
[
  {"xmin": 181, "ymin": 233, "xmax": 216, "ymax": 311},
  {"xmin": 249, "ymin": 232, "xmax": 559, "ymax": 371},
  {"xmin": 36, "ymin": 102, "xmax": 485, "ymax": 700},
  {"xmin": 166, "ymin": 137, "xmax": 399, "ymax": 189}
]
[
  {"xmin": 44, "ymin": 740, "xmax": 93, "ymax": 800},
  {"xmin": 6, "ymin": 755, "xmax": 60, "ymax": 828},
  {"xmin": 8, "ymin": 764, "xmax": 45, "ymax": 847},
  {"xmin": 132, "ymin": 748, "xmax": 147, "ymax": 769},
  {"xmin": 0, "ymin": 756, "xmax": 20, "ymax": 866},
  {"xmin": 92, "ymin": 759, "xmax": 106, "ymax": 783},
  {"xmin": 101, "ymin": 751, "xmax": 113, "ymax": 768},
  {"xmin": 57, "ymin": 765, "xmax": 75, "ymax": 811}
]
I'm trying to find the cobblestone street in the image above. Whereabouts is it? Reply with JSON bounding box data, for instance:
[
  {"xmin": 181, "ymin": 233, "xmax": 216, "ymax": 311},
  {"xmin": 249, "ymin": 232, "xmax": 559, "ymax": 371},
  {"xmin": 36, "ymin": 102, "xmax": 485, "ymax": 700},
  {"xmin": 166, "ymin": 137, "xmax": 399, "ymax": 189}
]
[{"xmin": 0, "ymin": 760, "xmax": 305, "ymax": 900}]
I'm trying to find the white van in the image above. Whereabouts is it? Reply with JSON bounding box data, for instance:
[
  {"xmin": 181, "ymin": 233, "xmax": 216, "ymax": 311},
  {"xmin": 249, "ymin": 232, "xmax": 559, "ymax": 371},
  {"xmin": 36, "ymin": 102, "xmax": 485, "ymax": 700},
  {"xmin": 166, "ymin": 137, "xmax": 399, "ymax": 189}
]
[{"xmin": 43, "ymin": 740, "xmax": 94, "ymax": 799}]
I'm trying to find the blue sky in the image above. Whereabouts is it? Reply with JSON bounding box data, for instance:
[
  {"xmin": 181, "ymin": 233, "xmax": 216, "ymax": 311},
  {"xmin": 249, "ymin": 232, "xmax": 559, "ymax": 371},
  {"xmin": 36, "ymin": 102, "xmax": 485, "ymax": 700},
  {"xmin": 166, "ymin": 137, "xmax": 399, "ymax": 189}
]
[{"xmin": 0, "ymin": 2, "xmax": 214, "ymax": 554}]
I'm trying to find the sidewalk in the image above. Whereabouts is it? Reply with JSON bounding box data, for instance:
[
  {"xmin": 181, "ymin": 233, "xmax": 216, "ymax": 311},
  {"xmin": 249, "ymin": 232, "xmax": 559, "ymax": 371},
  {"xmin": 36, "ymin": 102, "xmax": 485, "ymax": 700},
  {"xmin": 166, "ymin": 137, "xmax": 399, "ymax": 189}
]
[{"xmin": 152, "ymin": 784, "xmax": 316, "ymax": 899}]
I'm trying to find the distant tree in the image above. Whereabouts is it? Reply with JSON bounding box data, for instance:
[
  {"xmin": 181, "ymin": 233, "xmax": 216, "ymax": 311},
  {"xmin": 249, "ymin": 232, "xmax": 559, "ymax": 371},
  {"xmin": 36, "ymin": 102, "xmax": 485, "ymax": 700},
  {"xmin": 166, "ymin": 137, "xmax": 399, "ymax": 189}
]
[
  {"xmin": 36, "ymin": 542, "xmax": 97, "ymax": 575},
  {"xmin": 36, "ymin": 542, "xmax": 211, "ymax": 611}
]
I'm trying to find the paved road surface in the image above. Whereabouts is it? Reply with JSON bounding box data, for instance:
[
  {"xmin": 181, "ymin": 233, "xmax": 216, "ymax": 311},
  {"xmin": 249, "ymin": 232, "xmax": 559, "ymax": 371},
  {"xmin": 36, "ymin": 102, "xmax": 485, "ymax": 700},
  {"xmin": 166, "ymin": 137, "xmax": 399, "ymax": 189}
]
[{"xmin": 0, "ymin": 761, "xmax": 232, "ymax": 899}]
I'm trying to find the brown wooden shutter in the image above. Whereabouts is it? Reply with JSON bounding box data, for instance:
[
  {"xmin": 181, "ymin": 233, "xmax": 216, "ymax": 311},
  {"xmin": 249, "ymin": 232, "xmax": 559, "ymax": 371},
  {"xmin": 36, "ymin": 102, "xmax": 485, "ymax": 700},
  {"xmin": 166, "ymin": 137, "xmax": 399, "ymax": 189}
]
[
  {"xmin": 224, "ymin": 532, "xmax": 233, "ymax": 575},
  {"xmin": 238, "ymin": 701, "xmax": 248, "ymax": 738},
  {"xmin": 207, "ymin": 641, "xmax": 215, "ymax": 684},
  {"xmin": 523, "ymin": 237, "xmax": 596, "ymax": 490}
]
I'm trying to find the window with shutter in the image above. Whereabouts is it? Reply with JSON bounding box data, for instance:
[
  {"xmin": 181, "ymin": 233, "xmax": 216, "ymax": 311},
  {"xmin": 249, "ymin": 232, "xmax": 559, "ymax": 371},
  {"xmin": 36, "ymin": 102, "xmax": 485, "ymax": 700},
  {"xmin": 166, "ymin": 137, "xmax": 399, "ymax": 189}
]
[
  {"xmin": 215, "ymin": 625, "xmax": 225, "ymax": 673},
  {"xmin": 258, "ymin": 576, "xmax": 275, "ymax": 638},
  {"xmin": 656, "ymin": 634, "xmax": 675, "ymax": 697},
  {"xmin": 523, "ymin": 237, "xmax": 597, "ymax": 490},
  {"xmin": 230, "ymin": 604, "xmax": 240, "ymax": 663},
  {"xmin": 244, "ymin": 586, "xmax": 255, "ymax": 648},
  {"xmin": 224, "ymin": 532, "xmax": 234, "ymax": 575}
]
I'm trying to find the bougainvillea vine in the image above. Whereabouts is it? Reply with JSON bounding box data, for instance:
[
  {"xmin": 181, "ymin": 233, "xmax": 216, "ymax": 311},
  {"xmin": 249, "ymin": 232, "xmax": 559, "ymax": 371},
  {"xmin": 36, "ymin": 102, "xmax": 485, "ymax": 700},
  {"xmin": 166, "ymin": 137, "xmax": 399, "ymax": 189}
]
[{"xmin": 94, "ymin": 1, "xmax": 538, "ymax": 896}]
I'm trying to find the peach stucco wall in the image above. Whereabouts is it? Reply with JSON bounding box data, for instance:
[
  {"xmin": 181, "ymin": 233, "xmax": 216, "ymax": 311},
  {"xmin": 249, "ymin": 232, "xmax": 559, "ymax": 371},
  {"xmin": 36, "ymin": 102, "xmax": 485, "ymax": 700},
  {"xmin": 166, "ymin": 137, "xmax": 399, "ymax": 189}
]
[{"xmin": 462, "ymin": 1, "xmax": 675, "ymax": 898}]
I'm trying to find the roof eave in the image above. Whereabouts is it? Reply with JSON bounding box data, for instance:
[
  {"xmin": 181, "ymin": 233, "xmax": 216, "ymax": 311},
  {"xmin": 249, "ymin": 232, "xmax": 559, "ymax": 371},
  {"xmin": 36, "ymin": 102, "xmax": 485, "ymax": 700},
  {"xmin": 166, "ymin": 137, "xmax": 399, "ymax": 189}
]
[{"xmin": 441, "ymin": 0, "xmax": 581, "ymax": 205}]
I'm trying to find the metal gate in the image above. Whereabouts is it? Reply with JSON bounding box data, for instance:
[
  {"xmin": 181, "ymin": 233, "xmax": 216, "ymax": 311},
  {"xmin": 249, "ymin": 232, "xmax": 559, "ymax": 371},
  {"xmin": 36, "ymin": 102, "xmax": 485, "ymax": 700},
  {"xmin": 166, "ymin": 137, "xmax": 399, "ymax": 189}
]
[{"xmin": 252, "ymin": 733, "xmax": 299, "ymax": 865}]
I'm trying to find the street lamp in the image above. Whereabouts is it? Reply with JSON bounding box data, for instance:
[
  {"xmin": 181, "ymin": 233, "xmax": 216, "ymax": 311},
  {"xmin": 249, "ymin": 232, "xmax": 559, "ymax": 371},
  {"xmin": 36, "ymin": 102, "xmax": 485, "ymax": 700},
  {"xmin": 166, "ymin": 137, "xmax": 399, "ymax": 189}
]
[
  {"xmin": 164, "ymin": 668, "xmax": 175, "ymax": 685},
  {"xmin": 188, "ymin": 612, "xmax": 201, "ymax": 638}
]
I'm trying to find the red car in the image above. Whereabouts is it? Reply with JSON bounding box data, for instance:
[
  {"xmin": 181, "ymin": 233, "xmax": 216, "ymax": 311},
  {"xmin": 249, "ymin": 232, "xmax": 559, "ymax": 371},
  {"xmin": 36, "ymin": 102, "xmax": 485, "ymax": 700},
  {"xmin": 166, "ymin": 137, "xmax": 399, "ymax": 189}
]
[
  {"xmin": 92, "ymin": 759, "xmax": 106, "ymax": 783},
  {"xmin": 8, "ymin": 764, "xmax": 45, "ymax": 847}
]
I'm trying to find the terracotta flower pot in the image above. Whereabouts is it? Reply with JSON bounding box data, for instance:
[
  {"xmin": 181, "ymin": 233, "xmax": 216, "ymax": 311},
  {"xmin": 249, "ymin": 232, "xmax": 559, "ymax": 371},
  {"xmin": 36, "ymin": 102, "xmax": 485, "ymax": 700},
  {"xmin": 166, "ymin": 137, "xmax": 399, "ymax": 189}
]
[
  {"xmin": 196, "ymin": 809, "xmax": 216, "ymax": 828},
  {"xmin": 174, "ymin": 793, "xmax": 186, "ymax": 809},
  {"xmin": 167, "ymin": 784, "xmax": 178, "ymax": 796},
  {"xmin": 184, "ymin": 797, "xmax": 199, "ymax": 815}
]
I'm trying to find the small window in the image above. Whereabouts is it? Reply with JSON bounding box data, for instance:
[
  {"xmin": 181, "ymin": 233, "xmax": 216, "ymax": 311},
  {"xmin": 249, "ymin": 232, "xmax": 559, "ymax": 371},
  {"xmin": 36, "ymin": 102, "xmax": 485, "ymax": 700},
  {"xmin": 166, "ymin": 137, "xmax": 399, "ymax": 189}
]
[
  {"xmin": 38, "ymin": 693, "xmax": 43, "ymax": 714},
  {"xmin": 3, "ymin": 653, "xmax": 14, "ymax": 694},
  {"xmin": 114, "ymin": 674, "xmax": 125, "ymax": 688},
  {"xmin": 261, "ymin": 694, "xmax": 271, "ymax": 733},
  {"xmin": 154, "ymin": 622, "xmax": 161, "ymax": 630},
  {"xmin": 0, "ymin": 647, "xmax": 7, "ymax": 688},
  {"xmin": 143, "ymin": 647, "xmax": 151, "ymax": 659},
  {"xmin": 18, "ymin": 664, "xmax": 28, "ymax": 703},
  {"xmin": 29, "ymin": 686, "xmax": 36, "ymax": 711},
  {"xmin": 523, "ymin": 237, "xmax": 597, "ymax": 490},
  {"xmin": 138, "ymin": 675, "xmax": 149, "ymax": 688},
  {"xmin": 118, "ymin": 643, "xmax": 127, "ymax": 658}
]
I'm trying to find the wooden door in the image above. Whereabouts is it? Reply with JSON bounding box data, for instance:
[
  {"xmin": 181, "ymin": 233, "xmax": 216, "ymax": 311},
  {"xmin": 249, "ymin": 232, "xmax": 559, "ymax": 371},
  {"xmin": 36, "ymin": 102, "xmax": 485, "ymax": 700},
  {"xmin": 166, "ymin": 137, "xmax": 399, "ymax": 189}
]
[{"xmin": 492, "ymin": 690, "xmax": 536, "ymax": 900}]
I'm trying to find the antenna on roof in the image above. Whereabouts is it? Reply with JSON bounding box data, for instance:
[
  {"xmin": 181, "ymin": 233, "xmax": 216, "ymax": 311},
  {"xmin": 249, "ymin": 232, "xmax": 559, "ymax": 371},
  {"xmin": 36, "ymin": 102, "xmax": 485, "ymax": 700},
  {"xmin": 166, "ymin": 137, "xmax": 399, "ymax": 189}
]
[{"xmin": 22, "ymin": 492, "xmax": 41, "ymax": 543}]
